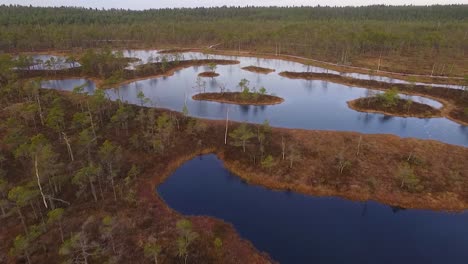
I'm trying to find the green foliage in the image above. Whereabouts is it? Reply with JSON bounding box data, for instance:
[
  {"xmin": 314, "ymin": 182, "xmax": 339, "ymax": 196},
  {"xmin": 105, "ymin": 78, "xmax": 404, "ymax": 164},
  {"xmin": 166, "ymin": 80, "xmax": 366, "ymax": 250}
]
[
  {"xmin": 229, "ymin": 123, "xmax": 255, "ymax": 152},
  {"xmin": 46, "ymin": 97, "xmax": 65, "ymax": 133},
  {"xmin": 261, "ymin": 155, "xmax": 275, "ymax": 171},
  {"xmin": 98, "ymin": 140, "xmax": 122, "ymax": 166},
  {"xmin": 72, "ymin": 112, "xmax": 90, "ymax": 129},
  {"xmin": 10, "ymin": 234, "xmax": 31, "ymax": 261},
  {"xmin": 80, "ymin": 48, "xmax": 126, "ymax": 78},
  {"xmin": 137, "ymin": 90, "xmax": 151, "ymax": 106},
  {"xmin": 208, "ymin": 62, "xmax": 217, "ymax": 73},
  {"xmin": 288, "ymin": 145, "xmax": 302, "ymax": 169},
  {"xmin": 397, "ymin": 162, "xmax": 423, "ymax": 192},
  {"xmin": 3, "ymin": 117, "xmax": 27, "ymax": 148},
  {"xmin": 176, "ymin": 219, "xmax": 199, "ymax": 262},
  {"xmin": 111, "ymin": 104, "xmax": 134, "ymax": 134},
  {"xmin": 259, "ymin": 86, "xmax": 267, "ymax": 95},
  {"xmin": 241, "ymin": 86, "xmax": 251, "ymax": 100},
  {"xmin": 144, "ymin": 240, "xmax": 162, "ymax": 263},
  {"xmin": 0, "ymin": 53, "xmax": 14, "ymax": 85},
  {"xmin": 161, "ymin": 56, "xmax": 169, "ymax": 72},
  {"xmin": 377, "ymin": 88, "xmax": 400, "ymax": 107},
  {"xmin": 214, "ymin": 237, "xmax": 223, "ymax": 249},
  {"xmin": 8, "ymin": 185, "xmax": 38, "ymax": 208},
  {"xmin": 126, "ymin": 165, "xmax": 140, "ymax": 183},
  {"xmin": 47, "ymin": 208, "xmax": 65, "ymax": 224},
  {"xmin": 14, "ymin": 133, "xmax": 48, "ymax": 160},
  {"xmin": 101, "ymin": 215, "xmax": 115, "ymax": 233},
  {"xmin": 366, "ymin": 177, "xmax": 378, "ymax": 192},
  {"xmin": 238, "ymin": 78, "xmax": 250, "ymax": 92},
  {"xmin": 194, "ymin": 77, "xmax": 206, "ymax": 93},
  {"xmin": 72, "ymin": 164, "xmax": 101, "ymax": 200},
  {"xmin": 182, "ymin": 103, "xmax": 189, "ymax": 117},
  {"xmin": 154, "ymin": 113, "xmax": 175, "ymax": 153},
  {"xmin": 2, "ymin": 6, "xmax": 467, "ymax": 77},
  {"xmin": 102, "ymin": 70, "xmax": 124, "ymax": 87},
  {"xmin": 186, "ymin": 118, "xmax": 207, "ymax": 136}
]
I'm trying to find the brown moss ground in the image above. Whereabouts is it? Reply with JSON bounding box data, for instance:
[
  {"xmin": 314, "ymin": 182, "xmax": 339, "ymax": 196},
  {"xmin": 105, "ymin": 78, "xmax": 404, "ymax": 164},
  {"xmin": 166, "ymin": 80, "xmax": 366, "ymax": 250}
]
[
  {"xmin": 192, "ymin": 92, "xmax": 284, "ymax": 105},
  {"xmin": 198, "ymin": 71, "xmax": 220, "ymax": 77},
  {"xmin": 241, "ymin": 66, "xmax": 275, "ymax": 74},
  {"xmin": 348, "ymin": 97, "xmax": 441, "ymax": 118},
  {"xmin": 448, "ymin": 108, "xmax": 468, "ymax": 124},
  {"xmin": 158, "ymin": 48, "xmax": 198, "ymax": 54}
]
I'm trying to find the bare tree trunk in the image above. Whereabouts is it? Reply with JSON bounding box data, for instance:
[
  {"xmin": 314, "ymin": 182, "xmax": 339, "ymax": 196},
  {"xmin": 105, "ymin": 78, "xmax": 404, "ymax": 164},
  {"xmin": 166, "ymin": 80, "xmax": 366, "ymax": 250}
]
[
  {"xmin": 0, "ymin": 203, "xmax": 5, "ymax": 217},
  {"xmin": 17, "ymin": 207, "xmax": 28, "ymax": 235},
  {"xmin": 110, "ymin": 164, "xmax": 117, "ymax": 202},
  {"xmin": 97, "ymin": 174, "xmax": 105, "ymax": 201},
  {"xmin": 58, "ymin": 221, "xmax": 64, "ymax": 243},
  {"xmin": 47, "ymin": 195, "xmax": 56, "ymax": 210},
  {"xmin": 25, "ymin": 250, "xmax": 31, "ymax": 264},
  {"xmin": 356, "ymin": 136, "xmax": 362, "ymax": 156},
  {"xmin": 86, "ymin": 102, "xmax": 97, "ymax": 138},
  {"xmin": 377, "ymin": 52, "xmax": 382, "ymax": 71},
  {"xmin": 36, "ymin": 93, "xmax": 45, "ymax": 126},
  {"xmin": 110, "ymin": 234, "xmax": 116, "ymax": 253},
  {"xmin": 62, "ymin": 132, "xmax": 74, "ymax": 162},
  {"xmin": 35, "ymin": 155, "xmax": 48, "ymax": 208},
  {"xmin": 224, "ymin": 108, "xmax": 229, "ymax": 145},
  {"xmin": 88, "ymin": 175, "xmax": 98, "ymax": 202},
  {"xmin": 281, "ymin": 136, "xmax": 285, "ymax": 160}
]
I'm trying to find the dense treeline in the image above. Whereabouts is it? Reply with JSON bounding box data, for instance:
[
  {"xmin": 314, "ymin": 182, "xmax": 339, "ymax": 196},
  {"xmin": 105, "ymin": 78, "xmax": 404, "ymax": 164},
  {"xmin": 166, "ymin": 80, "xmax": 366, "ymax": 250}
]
[
  {"xmin": 1, "ymin": 5, "xmax": 467, "ymax": 24},
  {"xmin": 0, "ymin": 5, "xmax": 467, "ymax": 76}
]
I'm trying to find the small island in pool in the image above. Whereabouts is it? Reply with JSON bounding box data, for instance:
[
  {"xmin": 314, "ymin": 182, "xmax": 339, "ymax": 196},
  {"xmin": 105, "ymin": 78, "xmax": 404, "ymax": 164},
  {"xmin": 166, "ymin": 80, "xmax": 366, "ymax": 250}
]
[
  {"xmin": 348, "ymin": 89, "xmax": 441, "ymax": 118},
  {"xmin": 193, "ymin": 78, "xmax": 284, "ymax": 105},
  {"xmin": 242, "ymin": 66, "xmax": 275, "ymax": 74},
  {"xmin": 198, "ymin": 71, "xmax": 220, "ymax": 77},
  {"xmin": 193, "ymin": 92, "xmax": 284, "ymax": 105}
]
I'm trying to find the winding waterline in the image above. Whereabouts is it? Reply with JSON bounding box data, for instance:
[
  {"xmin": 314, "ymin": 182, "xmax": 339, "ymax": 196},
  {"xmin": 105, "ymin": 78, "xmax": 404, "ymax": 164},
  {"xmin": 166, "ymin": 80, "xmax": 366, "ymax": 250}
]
[
  {"xmin": 158, "ymin": 154, "xmax": 468, "ymax": 264},
  {"xmin": 41, "ymin": 51, "xmax": 468, "ymax": 146}
]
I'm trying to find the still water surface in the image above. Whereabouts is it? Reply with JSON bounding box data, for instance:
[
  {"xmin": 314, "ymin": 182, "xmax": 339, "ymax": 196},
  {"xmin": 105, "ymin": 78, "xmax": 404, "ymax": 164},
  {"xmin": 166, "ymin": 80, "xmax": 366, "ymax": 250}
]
[
  {"xmin": 41, "ymin": 51, "xmax": 468, "ymax": 146},
  {"xmin": 158, "ymin": 154, "xmax": 468, "ymax": 264}
]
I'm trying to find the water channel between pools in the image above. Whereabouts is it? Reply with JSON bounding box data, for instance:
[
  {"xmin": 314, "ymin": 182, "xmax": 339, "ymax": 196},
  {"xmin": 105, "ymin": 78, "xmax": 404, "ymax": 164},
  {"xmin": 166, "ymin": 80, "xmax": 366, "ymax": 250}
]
[{"xmin": 41, "ymin": 50, "xmax": 468, "ymax": 146}]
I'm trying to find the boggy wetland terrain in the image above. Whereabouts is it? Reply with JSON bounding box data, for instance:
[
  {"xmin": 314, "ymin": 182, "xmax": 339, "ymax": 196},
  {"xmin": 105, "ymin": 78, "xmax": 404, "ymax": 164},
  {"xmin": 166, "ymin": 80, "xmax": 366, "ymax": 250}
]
[
  {"xmin": 1, "ymin": 46, "xmax": 468, "ymax": 264},
  {"xmin": 1, "ymin": 4, "xmax": 468, "ymax": 264}
]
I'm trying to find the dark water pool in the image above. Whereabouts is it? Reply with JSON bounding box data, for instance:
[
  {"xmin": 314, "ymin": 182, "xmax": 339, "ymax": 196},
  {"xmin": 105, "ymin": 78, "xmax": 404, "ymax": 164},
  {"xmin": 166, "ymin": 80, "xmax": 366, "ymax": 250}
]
[{"xmin": 157, "ymin": 154, "xmax": 468, "ymax": 264}]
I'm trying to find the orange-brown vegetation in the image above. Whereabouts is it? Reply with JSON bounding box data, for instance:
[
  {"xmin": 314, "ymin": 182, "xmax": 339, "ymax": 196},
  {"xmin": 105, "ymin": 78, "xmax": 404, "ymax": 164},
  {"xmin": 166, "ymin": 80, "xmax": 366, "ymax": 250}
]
[
  {"xmin": 192, "ymin": 92, "xmax": 284, "ymax": 105},
  {"xmin": 241, "ymin": 66, "xmax": 275, "ymax": 74},
  {"xmin": 348, "ymin": 97, "xmax": 441, "ymax": 118}
]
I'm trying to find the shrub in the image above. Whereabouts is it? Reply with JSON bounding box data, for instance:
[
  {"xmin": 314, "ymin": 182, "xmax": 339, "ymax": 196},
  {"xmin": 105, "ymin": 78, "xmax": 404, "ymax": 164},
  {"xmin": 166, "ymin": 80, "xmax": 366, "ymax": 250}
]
[
  {"xmin": 377, "ymin": 88, "xmax": 399, "ymax": 107},
  {"xmin": 397, "ymin": 162, "xmax": 423, "ymax": 192}
]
